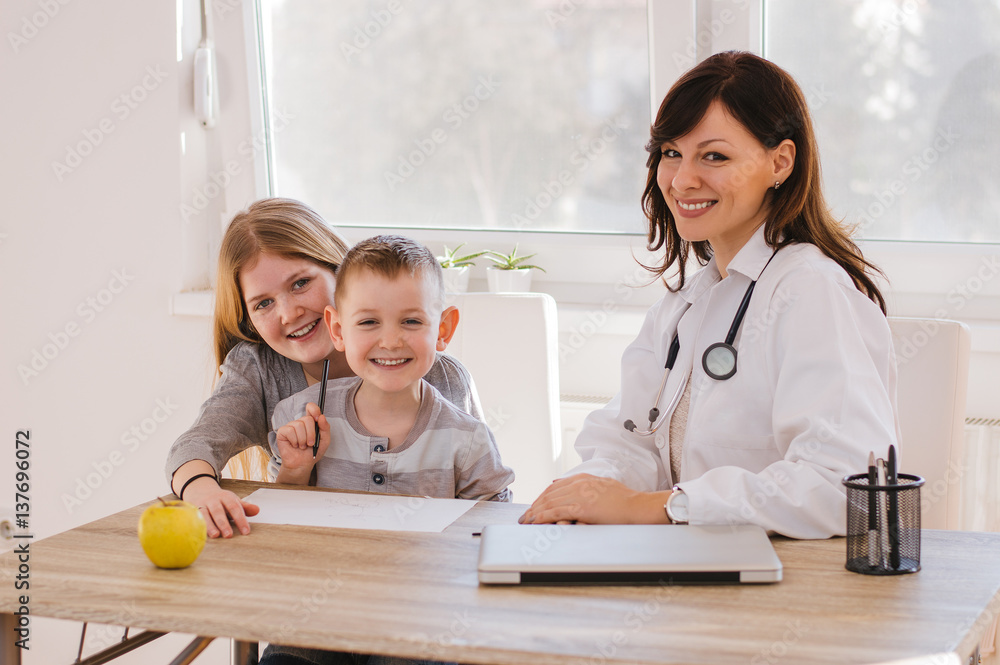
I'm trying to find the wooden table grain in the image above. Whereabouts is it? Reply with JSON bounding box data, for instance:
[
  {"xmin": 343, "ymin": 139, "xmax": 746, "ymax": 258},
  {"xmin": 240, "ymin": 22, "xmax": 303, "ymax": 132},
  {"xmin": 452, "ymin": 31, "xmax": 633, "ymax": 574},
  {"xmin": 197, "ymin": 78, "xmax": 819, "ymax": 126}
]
[{"xmin": 2, "ymin": 480, "xmax": 1000, "ymax": 665}]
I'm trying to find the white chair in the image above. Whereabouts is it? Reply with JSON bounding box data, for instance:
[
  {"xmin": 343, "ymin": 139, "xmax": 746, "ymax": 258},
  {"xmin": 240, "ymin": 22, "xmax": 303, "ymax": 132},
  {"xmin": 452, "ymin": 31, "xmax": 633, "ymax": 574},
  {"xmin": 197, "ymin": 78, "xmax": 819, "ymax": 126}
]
[
  {"xmin": 889, "ymin": 318, "xmax": 998, "ymax": 662},
  {"xmin": 887, "ymin": 317, "xmax": 971, "ymax": 530},
  {"xmin": 443, "ymin": 292, "xmax": 562, "ymax": 503}
]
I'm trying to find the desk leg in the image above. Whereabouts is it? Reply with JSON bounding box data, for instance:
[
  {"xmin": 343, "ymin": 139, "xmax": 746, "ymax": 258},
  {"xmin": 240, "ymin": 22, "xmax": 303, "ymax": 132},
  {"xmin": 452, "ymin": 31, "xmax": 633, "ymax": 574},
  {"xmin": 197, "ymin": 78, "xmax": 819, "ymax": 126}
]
[
  {"xmin": 232, "ymin": 640, "xmax": 258, "ymax": 665},
  {"xmin": 1, "ymin": 613, "xmax": 22, "ymax": 665},
  {"xmin": 168, "ymin": 637, "xmax": 215, "ymax": 665}
]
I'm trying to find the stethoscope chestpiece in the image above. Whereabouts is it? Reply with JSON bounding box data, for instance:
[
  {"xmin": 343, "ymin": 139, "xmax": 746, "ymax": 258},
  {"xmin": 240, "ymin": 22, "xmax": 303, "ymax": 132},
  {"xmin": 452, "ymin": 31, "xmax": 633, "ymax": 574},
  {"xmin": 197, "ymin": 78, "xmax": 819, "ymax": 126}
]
[{"xmin": 702, "ymin": 341, "xmax": 738, "ymax": 381}]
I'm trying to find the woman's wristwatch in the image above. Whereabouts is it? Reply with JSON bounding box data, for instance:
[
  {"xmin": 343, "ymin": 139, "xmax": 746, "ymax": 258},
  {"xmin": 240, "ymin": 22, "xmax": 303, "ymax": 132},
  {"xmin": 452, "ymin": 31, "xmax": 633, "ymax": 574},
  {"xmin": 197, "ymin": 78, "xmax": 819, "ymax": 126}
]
[{"xmin": 664, "ymin": 486, "xmax": 689, "ymax": 524}]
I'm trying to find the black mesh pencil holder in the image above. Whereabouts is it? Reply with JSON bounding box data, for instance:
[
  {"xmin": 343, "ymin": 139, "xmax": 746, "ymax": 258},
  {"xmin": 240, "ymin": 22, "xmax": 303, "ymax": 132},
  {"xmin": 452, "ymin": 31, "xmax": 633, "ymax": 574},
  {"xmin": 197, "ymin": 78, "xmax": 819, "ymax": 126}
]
[{"xmin": 842, "ymin": 473, "xmax": 924, "ymax": 575}]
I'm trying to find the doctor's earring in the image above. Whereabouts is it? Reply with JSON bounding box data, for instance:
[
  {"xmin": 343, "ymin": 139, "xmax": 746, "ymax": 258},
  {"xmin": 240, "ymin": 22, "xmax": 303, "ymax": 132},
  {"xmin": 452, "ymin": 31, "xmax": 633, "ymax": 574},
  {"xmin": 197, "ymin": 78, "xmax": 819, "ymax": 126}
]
[{"xmin": 774, "ymin": 181, "xmax": 781, "ymax": 190}]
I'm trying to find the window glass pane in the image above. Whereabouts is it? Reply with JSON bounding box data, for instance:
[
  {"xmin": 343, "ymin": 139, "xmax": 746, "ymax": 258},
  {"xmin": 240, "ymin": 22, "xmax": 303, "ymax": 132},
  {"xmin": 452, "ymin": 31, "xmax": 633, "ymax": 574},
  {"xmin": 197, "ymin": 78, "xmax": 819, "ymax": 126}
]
[
  {"xmin": 262, "ymin": 0, "xmax": 650, "ymax": 233},
  {"xmin": 766, "ymin": 0, "xmax": 1000, "ymax": 242}
]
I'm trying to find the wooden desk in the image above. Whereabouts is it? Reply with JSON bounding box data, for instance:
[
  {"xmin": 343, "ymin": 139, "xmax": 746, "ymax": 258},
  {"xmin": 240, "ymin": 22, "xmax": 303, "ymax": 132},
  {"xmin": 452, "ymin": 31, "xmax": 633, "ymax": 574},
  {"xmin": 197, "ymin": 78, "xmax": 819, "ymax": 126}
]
[{"xmin": 2, "ymin": 480, "xmax": 1000, "ymax": 665}]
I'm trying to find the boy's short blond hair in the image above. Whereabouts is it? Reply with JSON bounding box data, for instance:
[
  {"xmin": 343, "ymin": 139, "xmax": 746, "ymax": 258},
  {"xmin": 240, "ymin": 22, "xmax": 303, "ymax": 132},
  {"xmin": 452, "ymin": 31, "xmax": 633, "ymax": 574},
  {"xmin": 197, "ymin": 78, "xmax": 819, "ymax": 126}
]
[{"xmin": 335, "ymin": 235, "xmax": 444, "ymax": 307}]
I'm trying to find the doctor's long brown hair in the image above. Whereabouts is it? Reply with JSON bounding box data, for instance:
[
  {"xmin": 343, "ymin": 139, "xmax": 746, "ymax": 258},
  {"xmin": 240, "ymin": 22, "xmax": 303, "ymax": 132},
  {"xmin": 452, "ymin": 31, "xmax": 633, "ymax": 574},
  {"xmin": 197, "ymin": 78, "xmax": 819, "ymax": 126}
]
[{"xmin": 641, "ymin": 51, "xmax": 886, "ymax": 314}]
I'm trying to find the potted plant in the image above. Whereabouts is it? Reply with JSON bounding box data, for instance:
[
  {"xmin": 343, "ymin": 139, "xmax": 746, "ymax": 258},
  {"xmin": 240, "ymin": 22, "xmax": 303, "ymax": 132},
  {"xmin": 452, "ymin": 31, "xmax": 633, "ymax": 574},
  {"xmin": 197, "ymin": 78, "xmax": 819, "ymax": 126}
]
[
  {"xmin": 483, "ymin": 245, "xmax": 545, "ymax": 293},
  {"xmin": 436, "ymin": 244, "xmax": 488, "ymax": 293}
]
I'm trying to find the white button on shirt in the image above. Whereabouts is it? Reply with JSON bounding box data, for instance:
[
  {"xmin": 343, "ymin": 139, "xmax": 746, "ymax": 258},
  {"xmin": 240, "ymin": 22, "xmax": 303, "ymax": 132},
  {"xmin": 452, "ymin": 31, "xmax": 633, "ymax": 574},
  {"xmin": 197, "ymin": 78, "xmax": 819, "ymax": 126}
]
[{"xmin": 570, "ymin": 226, "xmax": 900, "ymax": 539}]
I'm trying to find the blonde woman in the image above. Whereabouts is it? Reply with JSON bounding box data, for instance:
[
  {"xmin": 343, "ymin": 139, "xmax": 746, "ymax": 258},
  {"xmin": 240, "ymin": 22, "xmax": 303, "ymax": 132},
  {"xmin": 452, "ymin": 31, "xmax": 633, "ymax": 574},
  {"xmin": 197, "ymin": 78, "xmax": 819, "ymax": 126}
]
[{"xmin": 166, "ymin": 198, "xmax": 482, "ymax": 538}]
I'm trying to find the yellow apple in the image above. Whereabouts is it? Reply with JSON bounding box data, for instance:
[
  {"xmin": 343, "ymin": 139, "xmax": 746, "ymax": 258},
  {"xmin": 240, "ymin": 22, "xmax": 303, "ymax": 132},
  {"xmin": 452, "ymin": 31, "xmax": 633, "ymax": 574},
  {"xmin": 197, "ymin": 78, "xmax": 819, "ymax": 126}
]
[{"xmin": 138, "ymin": 498, "xmax": 207, "ymax": 569}]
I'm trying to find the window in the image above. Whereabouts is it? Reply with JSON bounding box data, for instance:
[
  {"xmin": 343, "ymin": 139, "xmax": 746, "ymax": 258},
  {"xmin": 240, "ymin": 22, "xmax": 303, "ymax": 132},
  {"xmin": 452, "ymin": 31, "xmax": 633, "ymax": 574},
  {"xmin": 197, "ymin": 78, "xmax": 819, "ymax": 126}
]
[
  {"xmin": 236, "ymin": 0, "xmax": 1000, "ymax": 305},
  {"xmin": 259, "ymin": 0, "xmax": 650, "ymax": 234},
  {"xmin": 258, "ymin": 0, "xmax": 1000, "ymax": 244},
  {"xmin": 198, "ymin": 0, "xmax": 999, "ymax": 411},
  {"xmin": 766, "ymin": 0, "xmax": 1000, "ymax": 243}
]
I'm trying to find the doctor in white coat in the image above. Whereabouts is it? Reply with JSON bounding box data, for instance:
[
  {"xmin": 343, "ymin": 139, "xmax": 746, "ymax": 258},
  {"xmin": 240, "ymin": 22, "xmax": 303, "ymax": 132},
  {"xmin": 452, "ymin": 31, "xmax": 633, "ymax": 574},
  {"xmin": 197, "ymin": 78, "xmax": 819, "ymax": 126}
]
[{"xmin": 521, "ymin": 51, "xmax": 899, "ymax": 539}]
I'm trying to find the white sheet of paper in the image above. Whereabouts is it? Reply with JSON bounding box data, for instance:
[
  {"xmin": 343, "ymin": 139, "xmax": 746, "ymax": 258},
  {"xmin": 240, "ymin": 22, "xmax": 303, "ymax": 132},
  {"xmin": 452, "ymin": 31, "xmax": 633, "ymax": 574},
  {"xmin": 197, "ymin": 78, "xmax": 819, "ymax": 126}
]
[{"xmin": 244, "ymin": 488, "xmax": 477, "ymax": 533}]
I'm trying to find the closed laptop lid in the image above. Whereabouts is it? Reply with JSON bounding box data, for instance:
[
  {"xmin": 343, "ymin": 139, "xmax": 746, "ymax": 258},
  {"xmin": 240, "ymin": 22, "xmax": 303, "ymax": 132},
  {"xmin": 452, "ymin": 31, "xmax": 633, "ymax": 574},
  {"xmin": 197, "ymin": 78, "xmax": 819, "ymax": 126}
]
[{"xmin": 477, "ymin": 523, "xmax": 782, "ymax": 585}]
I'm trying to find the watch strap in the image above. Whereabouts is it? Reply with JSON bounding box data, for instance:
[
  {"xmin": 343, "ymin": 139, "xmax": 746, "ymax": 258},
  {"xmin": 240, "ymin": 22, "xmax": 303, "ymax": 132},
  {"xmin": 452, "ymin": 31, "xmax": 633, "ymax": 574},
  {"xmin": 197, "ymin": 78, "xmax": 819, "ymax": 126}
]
[{"xmin": 664, "ymin": 486, "xmax": 689, "ymax": 524}]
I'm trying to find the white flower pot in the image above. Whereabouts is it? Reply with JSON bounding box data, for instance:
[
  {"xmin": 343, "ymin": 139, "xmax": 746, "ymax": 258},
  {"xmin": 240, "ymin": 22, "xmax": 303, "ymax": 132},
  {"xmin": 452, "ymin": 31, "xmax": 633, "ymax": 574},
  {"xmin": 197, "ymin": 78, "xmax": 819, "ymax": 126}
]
[
  {"xmin": 441, "ymin": 266, "xmax": 471, "ymax": 293},
  {"xmin": 487, "ymin": 267, "xmax": 534, "ymax": 293}
]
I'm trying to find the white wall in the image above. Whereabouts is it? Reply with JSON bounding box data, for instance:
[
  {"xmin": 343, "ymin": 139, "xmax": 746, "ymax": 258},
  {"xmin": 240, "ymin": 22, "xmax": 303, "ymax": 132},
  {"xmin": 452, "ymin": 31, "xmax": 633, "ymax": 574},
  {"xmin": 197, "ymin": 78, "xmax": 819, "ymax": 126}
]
[{"xmin": 1, "ymin": 0, "xmax": 231, "ymax": 661}]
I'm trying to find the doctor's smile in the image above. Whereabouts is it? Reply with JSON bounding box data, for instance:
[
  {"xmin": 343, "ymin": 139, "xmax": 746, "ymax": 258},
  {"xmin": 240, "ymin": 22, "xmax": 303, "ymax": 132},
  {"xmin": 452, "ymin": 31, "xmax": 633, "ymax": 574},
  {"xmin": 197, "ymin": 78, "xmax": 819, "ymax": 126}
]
[{"xmin": 674, "ymin": 198, "xmax": 717, "ymax": 215}]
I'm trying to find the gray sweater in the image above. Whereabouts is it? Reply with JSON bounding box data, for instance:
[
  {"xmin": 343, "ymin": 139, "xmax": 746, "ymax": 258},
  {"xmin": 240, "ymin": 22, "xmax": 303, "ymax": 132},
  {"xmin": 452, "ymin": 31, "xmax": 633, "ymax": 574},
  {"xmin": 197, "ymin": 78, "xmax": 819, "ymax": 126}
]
[{"xmin": 165, "ymin": 341, "xmax": 483, "ymax": 483}]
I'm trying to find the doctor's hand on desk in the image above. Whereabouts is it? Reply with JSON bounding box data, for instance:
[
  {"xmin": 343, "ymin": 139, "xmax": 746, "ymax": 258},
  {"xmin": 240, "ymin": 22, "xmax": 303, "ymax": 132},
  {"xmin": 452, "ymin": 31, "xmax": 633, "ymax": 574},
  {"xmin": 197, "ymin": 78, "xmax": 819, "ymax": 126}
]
[
  {"xmin": 519, "ymin": 474, "xmax": 673, "ymax": 525},
  {"xmin": 172, "ymin": 461, "xmax": 260, "ymax": 539}
]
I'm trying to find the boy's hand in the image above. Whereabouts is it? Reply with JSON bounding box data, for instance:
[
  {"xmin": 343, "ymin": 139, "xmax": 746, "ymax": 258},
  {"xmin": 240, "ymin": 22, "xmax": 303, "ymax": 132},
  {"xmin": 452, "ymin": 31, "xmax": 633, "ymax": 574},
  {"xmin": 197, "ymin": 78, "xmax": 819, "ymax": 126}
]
[{"xmin": 274, "ymin": 402, "xmax": 331, "ymax": 484}]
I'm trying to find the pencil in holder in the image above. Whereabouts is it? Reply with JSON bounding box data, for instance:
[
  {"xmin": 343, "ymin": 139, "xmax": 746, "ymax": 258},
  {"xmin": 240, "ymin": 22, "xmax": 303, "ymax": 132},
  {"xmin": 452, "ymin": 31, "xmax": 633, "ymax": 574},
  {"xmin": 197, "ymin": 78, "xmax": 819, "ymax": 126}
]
[{"xmin": 842, "ymin": 473, "xmax": 924, "ymax": 575}]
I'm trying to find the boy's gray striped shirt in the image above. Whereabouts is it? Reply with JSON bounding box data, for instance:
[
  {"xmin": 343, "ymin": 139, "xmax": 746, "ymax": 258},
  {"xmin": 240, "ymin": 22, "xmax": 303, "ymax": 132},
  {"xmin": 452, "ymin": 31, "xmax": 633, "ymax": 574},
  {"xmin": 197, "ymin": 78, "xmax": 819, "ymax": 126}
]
[{"xmin": 269, "ymin": 377, "xmax": 514, "ymax": 502}]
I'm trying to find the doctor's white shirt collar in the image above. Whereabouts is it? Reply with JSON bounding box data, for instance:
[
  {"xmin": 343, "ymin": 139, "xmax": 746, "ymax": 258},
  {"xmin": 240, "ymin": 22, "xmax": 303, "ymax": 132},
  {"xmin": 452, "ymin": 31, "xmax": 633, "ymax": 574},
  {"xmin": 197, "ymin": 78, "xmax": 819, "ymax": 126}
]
[{"xmin": 678, "ymin": 223, "xmax": 777, "ymax": 304}]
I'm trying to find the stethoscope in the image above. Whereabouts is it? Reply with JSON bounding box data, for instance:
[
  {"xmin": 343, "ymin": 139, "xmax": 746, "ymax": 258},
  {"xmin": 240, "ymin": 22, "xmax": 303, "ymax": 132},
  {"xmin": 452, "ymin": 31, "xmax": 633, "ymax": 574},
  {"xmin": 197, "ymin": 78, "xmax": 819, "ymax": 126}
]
[{"xmin": 623, "ymin": 250, "xmax": 778, "ymax": 436}]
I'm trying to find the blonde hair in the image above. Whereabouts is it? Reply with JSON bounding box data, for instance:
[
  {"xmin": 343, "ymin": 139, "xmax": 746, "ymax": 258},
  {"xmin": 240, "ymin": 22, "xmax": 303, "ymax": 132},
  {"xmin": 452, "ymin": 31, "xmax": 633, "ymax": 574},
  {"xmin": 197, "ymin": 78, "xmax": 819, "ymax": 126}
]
[
  {"xmin": 213, "ymin": 198, "xmax": 349, "ymax": 370},
  {"xmin": 213, "ymin": 197, "xmax": 350, "ymax": 478}
]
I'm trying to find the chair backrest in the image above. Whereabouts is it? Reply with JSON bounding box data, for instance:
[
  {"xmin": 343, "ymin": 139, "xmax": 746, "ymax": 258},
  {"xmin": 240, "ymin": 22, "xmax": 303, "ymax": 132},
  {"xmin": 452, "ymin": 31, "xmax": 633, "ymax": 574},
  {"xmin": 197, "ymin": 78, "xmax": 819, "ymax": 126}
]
[
  {"xmin": 443, "ymin": 292, "xmax": 562, "ymax": 503},
  {"xmin": 888, "ymin": 317, "xmax": 971, "ymax": 530}
]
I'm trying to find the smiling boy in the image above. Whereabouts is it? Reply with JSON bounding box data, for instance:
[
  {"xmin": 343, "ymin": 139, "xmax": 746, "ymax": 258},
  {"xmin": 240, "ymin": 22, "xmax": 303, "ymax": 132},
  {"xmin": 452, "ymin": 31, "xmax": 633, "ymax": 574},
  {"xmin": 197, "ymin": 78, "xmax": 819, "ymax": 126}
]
[{"xmin": 267, "ymin": 235, "xmax": 513, "ymax": 501}]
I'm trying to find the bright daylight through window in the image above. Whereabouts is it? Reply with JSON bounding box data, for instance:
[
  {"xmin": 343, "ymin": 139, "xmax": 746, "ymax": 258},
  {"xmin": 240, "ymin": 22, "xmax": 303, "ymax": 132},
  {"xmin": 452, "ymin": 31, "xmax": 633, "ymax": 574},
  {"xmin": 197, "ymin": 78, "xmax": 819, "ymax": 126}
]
[
  {"xmin": 259, "ymin": 0, "xmax": 651, "ymax": 234},
  {"xmin": 259, "ymin": 0, "xmax": 1000, "ymax": 244},
  {"xmin": 767, "ymin": 0, "xmax": 1000, "ymax": 243}
]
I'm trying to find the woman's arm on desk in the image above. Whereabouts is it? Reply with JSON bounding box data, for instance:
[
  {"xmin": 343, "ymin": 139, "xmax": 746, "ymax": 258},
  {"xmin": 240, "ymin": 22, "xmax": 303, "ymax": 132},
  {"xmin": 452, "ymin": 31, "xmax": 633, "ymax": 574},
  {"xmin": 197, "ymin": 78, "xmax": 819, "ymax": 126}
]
[
  {"xmin": 170, "ymin": 460, "xmax": 260, "ymax": 538},
  {"xmin": 521, "ymin": 474, "xmax": 674, "ymax": 525},
  {"xmin": 165, "ymin": 344, "xmax": 279, "ymax": 537}
]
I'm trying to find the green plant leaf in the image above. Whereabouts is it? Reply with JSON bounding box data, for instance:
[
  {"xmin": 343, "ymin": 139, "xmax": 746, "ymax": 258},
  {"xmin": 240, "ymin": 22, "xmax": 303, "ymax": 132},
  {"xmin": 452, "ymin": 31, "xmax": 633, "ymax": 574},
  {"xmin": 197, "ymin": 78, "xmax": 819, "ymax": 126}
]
[
  {"xmin": 509, "ymin": 253, "xmax": 538, "ymax": 267},
  {"xmin": 437, "ymin": 244, "xmax": 488, "ymax": 269},
  {"xmin": 482, "ymin": 244, "xmax": 543, "ymax": 271}
]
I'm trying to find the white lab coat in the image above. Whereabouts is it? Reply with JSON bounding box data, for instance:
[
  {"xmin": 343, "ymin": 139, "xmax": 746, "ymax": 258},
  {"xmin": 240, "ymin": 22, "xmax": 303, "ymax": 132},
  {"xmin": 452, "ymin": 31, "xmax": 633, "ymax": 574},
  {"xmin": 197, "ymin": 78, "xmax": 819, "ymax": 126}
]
[{"xmin": 571, "ymin": 226, "xmax": 900, "ymax": 539}]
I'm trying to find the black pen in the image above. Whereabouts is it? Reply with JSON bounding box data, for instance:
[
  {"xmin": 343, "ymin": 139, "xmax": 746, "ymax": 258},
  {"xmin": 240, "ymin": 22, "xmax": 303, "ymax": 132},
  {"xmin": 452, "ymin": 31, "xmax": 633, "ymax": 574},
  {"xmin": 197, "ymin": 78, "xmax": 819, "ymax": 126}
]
[
  {"xmin": 887, "ymin": 444, "xmax": 900, "ymax": 569},
  {"xmin": 313, "ymin": 358, "xmax": 330, "ymax": 459},
  {"xmin": 867, "ymin": 451, "xmax": 878, "ymax": 567},
  {"xmin": 876, "ymin": 457, "xmax": 889, "ymax": 568}
]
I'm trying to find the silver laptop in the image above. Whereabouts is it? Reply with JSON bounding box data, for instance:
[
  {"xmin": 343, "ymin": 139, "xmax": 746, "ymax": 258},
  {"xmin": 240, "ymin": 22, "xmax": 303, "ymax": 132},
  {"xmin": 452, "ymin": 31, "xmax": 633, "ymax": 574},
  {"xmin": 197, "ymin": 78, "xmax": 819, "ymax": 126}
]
[{"xmin": 477, "ymin": 523, "xmax": 782, "ymax": 585}]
